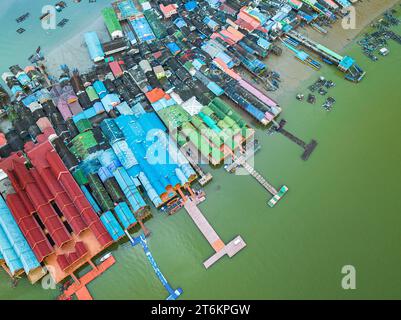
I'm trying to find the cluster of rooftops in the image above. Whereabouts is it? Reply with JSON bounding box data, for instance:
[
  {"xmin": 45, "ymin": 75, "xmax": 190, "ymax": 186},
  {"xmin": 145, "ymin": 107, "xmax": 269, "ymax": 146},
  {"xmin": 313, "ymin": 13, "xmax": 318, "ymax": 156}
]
[{"xmin": 0, "ymin": 0, "xmax": 360, "ymax": 285}]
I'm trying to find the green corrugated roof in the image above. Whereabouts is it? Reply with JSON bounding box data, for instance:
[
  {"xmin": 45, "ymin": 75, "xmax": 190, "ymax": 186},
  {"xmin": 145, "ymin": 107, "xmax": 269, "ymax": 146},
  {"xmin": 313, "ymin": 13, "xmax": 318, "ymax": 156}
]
[{"xmin": 102, "ymin": 7, "xmax": 122, "ymax": 35}]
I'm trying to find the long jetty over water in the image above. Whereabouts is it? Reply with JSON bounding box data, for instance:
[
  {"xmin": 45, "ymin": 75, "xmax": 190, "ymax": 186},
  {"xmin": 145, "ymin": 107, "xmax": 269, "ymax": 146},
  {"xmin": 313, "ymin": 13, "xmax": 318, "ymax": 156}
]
[
  {"xmin": 225, "ymin": 151, "xmax": 288, "ymax": 207},
  {"xmin": 184, "ymin": 199, "xmax": 246, "ymax": 269},
  {"xmin": 276, "ymin": 119, "xmax": 317, "ymax": 161}
]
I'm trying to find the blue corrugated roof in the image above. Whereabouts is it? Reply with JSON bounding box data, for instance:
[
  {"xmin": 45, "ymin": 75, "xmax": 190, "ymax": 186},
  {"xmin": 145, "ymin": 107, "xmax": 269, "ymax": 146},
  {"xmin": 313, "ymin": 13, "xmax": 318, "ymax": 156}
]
[
  {"xmin": 101, "ymin": 94, "xmax": 121, "ymax": 112},
  {"xmin": 130, "ymin": 17, "xmax": 156, "ymax": 43},
  {"xmin": 100, "ymin": 211, "xmax": 124, "ymax": 241},
  {"xmin": 173, "ymin": 17, "xmax": 187, "ymax": 29},
  {"xmin": 84, "ymin": 32, "xmax": 105, "ymax": 62},
  {"xmin": 166, "ymin": 42, "xmax": 181, "ymax": 55},
  {"xmin": 185, "ymin": 1, "xmax": 197, "ymax": 11},
  {"xmin": 339, "ymin": 56, "xmax": 355, "ymax": 70},
  {"xmin": 81, "ymin": 185, "xmax": 101, "ymax": 213},
  {"xmin": 0, "ymin": 197, "xmax": 40, "ymax": 274},
  {"xmin": 0, "ymin": 225, "xmax": 23, "ymax": 275},
  {"xmin": 115, "ymin": 202, "xmax": 137, "ymax": 229},
  {"xmin": 118, "ymin": 0, "xmax": 139, "ymax": 18},
  {"xmin": 207, "ymin": 82, "xmax": 224, "ymax": 96},
  {"xmin": 115, "ymin": 115, "xmax": 180, "ymax": 195}
]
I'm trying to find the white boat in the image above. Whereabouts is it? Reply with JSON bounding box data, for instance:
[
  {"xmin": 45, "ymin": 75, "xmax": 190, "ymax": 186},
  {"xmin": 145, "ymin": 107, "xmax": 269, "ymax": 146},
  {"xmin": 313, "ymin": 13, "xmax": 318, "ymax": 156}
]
[{"xmin": 100, "ymin": 253, "xmax": 112, "ymax": 262}]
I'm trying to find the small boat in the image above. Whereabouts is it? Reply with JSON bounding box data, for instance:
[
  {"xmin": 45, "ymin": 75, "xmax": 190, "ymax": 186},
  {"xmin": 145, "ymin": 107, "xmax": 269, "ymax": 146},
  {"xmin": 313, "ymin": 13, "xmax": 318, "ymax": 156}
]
[
  {"xmin": 296, "ymin": 93, "xmax": 304, "ymax": 101},
  {"xmin": 55, "ymin": 2, "xmax": 67, "ymax": 12},
  {"xmin": 307, "ymin": 94, "xmax": 316, "ymax": 104},
  {"xmin": 17, "ymin": 28, "xmax": 26, "ymax": 34},
  {"xmin": 99, "ymin": 253, "xmax": 112, "ymax": 263},
  {"xmin": 16, "ymin": 12, "xmax": 30, "ymax": 23},
  {"xmin": 57, "ymin": 18, "xmax": 69, "ymax": 27}
]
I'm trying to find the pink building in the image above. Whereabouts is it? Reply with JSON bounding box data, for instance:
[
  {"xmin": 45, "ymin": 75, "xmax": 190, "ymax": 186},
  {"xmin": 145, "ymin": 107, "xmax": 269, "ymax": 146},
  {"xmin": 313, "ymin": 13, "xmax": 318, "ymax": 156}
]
[{"xmin": 160, "ymin": 4, "xmax": 178, "ymax": 18}]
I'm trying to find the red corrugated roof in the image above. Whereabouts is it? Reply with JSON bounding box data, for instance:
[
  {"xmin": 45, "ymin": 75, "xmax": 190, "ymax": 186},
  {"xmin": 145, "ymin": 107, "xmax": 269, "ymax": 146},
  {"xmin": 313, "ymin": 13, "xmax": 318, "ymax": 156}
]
[
  {"xmin": 219, "ymin": 3, "xmax": 237, "ymax": 15},
  {"xmin": 31, "ymin": 168, "xmax": 53, "ymax": 200},
  {"xmin": 6, "ymin": 193, "xmax": 53, "ymax": 262},
  {"xmin": 0, "ymin": 133, "xmax": 113, "ymax": 270},
  {"xmin": 40, "ymin": 167, "xmax": 88, "ymax": 235},
  {"xmin": 235, "ymin": 18, "xmax": 255, "ymax": 32},
  {"xmin": 30, "ymin": 143, "xmax": 112, "ymax": 249},
  {"xmin": 109, "ymin": 61, "xmax": 123, "ymax": 77},
  {"xmin": 67, "ymin": 242, "xmax": 87, "ymax": 264},
  {"xmin": 212, "ymin": 32, "xmax": 236, "ymax": 46},
  {"xmin": 145, "ymin": 88, "xmax": 167, "ymax": 103},
  {"xmin": 56, "ymin": 254, "xmax": 70, "ymax": 271},
  {"xmin": 9, "ymin": 160, "xmax": 72, "ymax": 248},
  {"xmin": 75, "ymin": 241, "xmax": 87, "ymax": 257},
  {"xmin": 159, "ymin": 4, "xmax": 178, "ymax": 18},
  {"xmin": 227, "ymin": 26, "xmax": 245, "ymax": 41},
  {"xmin": 238, "ymin": 9, "xmax": 261, "ymax": 28}
]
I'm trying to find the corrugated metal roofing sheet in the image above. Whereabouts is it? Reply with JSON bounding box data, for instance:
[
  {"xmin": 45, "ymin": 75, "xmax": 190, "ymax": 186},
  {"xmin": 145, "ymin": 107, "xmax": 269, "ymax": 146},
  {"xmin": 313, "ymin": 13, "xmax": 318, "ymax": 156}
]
[{"xmin": 0, "ymin": 223, "xmax": 23, "ymax": 275}]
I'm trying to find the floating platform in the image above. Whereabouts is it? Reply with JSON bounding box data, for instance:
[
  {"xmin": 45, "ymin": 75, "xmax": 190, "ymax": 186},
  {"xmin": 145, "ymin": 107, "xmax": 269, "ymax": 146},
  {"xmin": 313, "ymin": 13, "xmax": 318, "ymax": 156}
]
[
  {"xmin": 184, "ymin": 199, "xmax": 246, "ymax": 269},
  {"xmin": 268, "ymin": 185, "xmax": 289, "ymax": 208},
  {"xmin": 126, "ymin": 232, "xmax": 183, "ymax": 300}
]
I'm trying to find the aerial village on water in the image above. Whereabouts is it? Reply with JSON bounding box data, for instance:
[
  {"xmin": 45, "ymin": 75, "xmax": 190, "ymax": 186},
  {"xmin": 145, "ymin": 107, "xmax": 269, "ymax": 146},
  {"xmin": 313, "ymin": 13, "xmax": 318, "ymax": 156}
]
[{"xmin": 0, "ymin": 0, "xmax": 376, "ymax": 300}]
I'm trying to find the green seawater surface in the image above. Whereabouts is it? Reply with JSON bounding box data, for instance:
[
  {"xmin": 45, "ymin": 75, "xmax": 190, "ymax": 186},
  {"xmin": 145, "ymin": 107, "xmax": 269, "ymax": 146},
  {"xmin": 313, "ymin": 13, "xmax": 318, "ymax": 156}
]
[{"xmin": 0, "ymin": 3, "xmax": 400, "ymax": 300}]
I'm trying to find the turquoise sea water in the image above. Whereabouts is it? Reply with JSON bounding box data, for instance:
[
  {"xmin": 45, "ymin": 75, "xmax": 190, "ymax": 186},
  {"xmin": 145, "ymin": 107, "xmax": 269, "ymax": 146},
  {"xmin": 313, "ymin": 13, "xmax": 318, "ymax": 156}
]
[
  {"xmin": 0, "ymin": 1, "xmax": 401, "ymax": 300},
  {"xmin": 0, "ymin": 0, "xmax": 111, "ymax": 77}
]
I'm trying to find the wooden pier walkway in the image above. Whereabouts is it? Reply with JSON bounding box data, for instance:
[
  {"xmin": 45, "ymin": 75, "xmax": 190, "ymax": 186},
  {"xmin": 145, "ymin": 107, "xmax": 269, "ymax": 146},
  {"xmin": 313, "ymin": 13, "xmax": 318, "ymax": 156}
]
[
  {"xmin": 277, "ymin": 120, "xmax": 317, "ymax": 161},
  {"xmin": 286, "ymin": 30, "xmax": 341, "ymax": 64},
  {"xmin": 241, "ymin": 160, "xmax": 278, "ymax": 196},
  {"xmin": 225, "ymin": 156, "xmax": 278, "ymax": 196},
  {"xmin": 184, "ymin": 199, "xmax": 246, "ymax": 269}
]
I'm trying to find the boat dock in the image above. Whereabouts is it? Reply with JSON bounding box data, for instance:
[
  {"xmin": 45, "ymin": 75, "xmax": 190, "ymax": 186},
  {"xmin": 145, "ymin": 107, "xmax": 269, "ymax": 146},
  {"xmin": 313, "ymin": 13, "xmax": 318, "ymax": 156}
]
[
  {"xmin": 183, "ymin": 199, "xmax": 246, "ymax": 269},
  {"xmin": 285, "ymin": 30, "xmax": 366, "ymax": 82},
  {"xmin": 286, "ymin": 30, "xmax": 342, "ymax": 64},
  {"xmin": 227, "ymin": 156, "xmax": 279, "ymax": 196},
  {"xmin": 225, "ymin": 151, "xmax": 288, "ymax": 207},
  {"xmin": 276, "ymin": 119, "xmax": 317, "ymax": 161},
  {"xmin": 59, "ymin": 255, "xmax": 116, "ymax": 300}
]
